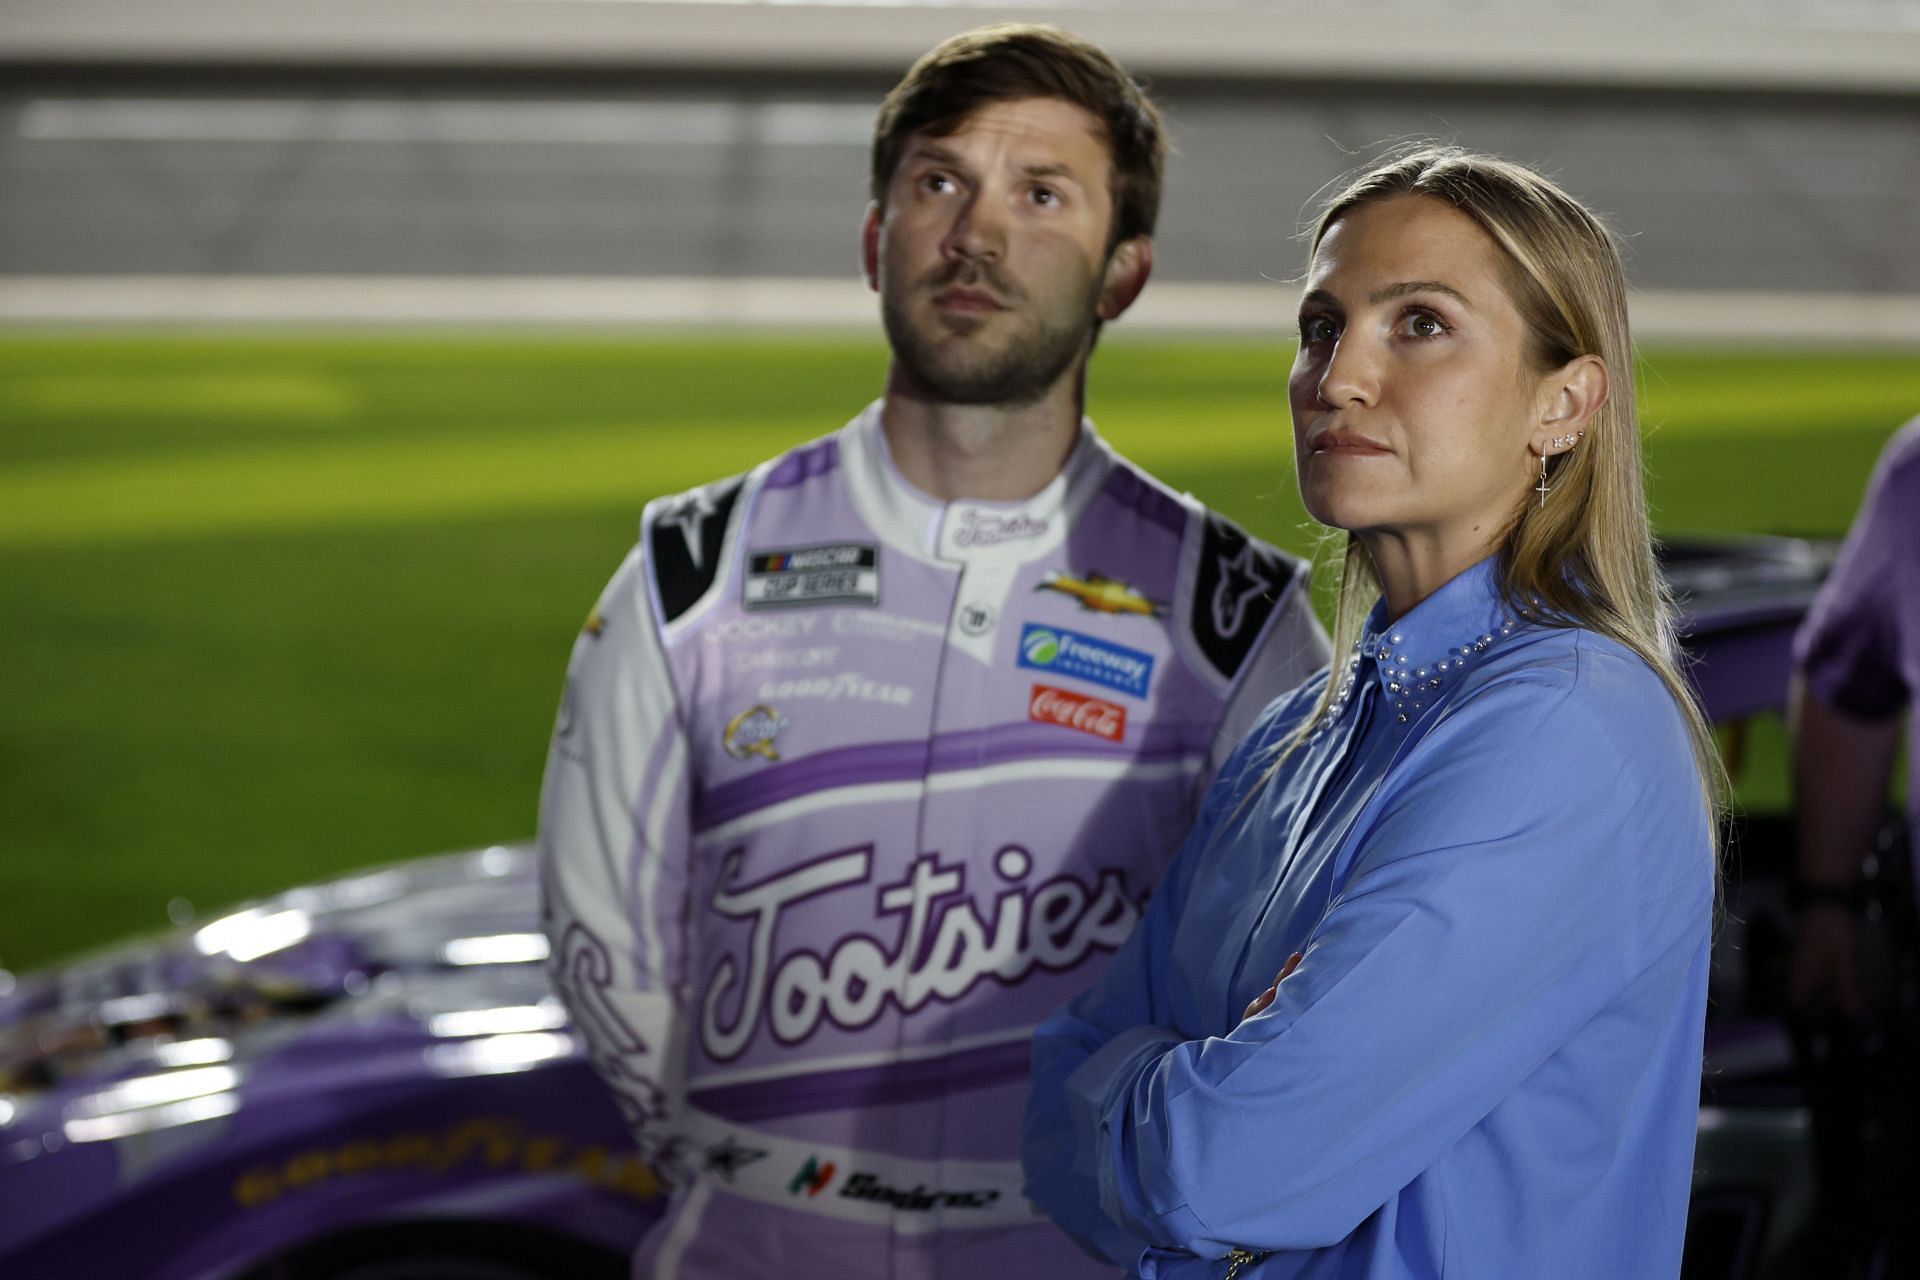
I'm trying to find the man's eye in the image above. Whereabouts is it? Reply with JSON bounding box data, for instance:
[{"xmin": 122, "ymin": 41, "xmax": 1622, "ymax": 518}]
[
  {"xmin": 921, "ymin": 173, "xmax": 955, "ymax": 194},
  {"xmin": 1030, "ymin": 186, "xmax": 1059, "ymax": 206}
]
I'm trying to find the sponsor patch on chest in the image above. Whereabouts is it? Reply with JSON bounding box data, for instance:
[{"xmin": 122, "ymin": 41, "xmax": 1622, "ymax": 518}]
[
  {"xmin": 723, "ymin": 703, "xmax": 788, "ymax": 760},
  {"xmin": 1028, "ymin": 683, "xmax": 1127, "ymax": 741},
  {"xmin": 744, "ymin": 543, "xmax": 879, "ymax": 609},
  {"xmin": 1016, "ymin": 623, "xmax": 1154, "ymax": 698}
]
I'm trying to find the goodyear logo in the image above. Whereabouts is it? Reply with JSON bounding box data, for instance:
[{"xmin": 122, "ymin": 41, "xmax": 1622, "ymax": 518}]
[
  {"xmin": 233, "ymin": 1117, "xmax": 662, "ymax": 1209},
  {"xmin": 1017, "ymin": 625, "xmax": 1153, "ymax": 699}
]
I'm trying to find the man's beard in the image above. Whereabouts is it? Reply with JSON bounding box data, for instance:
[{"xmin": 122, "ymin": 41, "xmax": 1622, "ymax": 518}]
[{"xmin": 882, "ymin": 261, "xmax": 1102, "ymax": 408}]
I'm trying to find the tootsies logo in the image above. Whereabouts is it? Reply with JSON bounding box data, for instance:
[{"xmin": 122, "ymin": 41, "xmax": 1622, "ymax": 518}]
[
  {"xmin": 1029, "ymin": 683, "xmax": 1126, "ymax": 742},
  {"xmin": 698, "ymin": 844, "xmax": 1138, "ymax": 1061},
  {"xmin": 952, "ymin": 508, "xmax": 1048, "ymax": 548}
]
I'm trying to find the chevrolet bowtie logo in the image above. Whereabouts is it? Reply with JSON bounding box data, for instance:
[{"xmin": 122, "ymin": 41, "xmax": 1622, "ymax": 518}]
[{"xmin": 1035, "ymin": 572, "xmax": 1166, "ymax": 618}]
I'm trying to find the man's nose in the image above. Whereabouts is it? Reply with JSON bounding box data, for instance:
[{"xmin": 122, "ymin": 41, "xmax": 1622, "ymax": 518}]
[{"xmin": 942, "ymin": 191, "xmax": 1006, "ymax": 263}]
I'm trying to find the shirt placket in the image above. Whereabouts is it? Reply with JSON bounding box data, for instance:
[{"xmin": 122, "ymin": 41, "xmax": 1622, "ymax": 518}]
[{"xmin": 1226, "ymin": 658, "xmax": 1378, "ymax": 1004}]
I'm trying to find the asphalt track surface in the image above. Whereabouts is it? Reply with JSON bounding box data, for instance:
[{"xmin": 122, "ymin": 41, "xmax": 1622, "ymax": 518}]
[{"xmin": 3, "ymin": 75, "xmax": 1917, "ymax": 296}]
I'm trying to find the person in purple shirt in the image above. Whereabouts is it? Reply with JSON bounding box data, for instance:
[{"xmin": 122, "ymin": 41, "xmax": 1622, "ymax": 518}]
[
  {"xmin": 1785, "ymin": 413, "xmax": 1920, "ymax": 1280},
  {"xmin": 1022, "ymin": 147, "xmax": 1725, "ymax": 1278},
  {"xmin": 538, "ymin": 23, "xmax": 1329, "ymax": 1280},
  {"xmin": 1790, "ymin": 414, "xmax": 1920, "ymax": 1018}
]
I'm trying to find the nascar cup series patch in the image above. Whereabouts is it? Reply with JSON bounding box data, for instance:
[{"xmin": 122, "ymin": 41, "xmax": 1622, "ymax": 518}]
[
  {"xmin": 1016, "ymin": 624, "xmax": 1154, "ymax": 699},
  {"xmin": 744, "ymin": 543, "xmax": 879, "ymax": 610}
]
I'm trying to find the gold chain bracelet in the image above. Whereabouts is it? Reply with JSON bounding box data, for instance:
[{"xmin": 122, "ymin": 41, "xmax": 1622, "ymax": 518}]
[{"xmin": 1225, "ymin": 1247, "xmax": 1271, "ymax": 1278}]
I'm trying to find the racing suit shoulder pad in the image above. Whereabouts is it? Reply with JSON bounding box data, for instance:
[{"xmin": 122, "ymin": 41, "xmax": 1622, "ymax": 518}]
[
  {"xmin": 643, "ymin": 472, "xmax": 749, "ymax": 625},
  {"xmin": 1186, "ymin": 509, "xmax": 1308, "ymax": 684}
]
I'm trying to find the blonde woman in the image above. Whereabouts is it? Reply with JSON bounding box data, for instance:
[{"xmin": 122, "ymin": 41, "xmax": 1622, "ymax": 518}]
[{"xmin": 1021, "ymin": 148, "xmax": 1721, "ymax": 1279}]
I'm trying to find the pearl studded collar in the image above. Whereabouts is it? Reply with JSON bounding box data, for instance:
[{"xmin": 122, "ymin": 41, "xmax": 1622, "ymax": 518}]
[{"xmin": 1331, "ymin": 558, "xmax": 1520, "ymax": 728}]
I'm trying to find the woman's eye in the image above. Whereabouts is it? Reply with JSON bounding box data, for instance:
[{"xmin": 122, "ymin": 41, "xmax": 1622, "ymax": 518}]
[
  {"xmin": 1299, "ymin": 315, "xmax": 1337, "ymax": 344},
  {"xmin": 1401, "ymin": 309, "xmax": 1449, "ymax": 339}
]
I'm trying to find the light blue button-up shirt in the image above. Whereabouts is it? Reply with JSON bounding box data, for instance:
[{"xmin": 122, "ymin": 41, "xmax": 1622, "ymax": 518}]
[{"xmin": 1022, "ymin": 557, "xmax": 1712, "ymax": 1279}]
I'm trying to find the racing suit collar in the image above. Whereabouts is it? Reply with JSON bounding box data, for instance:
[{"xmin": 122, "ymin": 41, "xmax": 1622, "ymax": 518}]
[{"xmin": 843, "ymin": 400, "xmax": 1109, "ymax": 567}]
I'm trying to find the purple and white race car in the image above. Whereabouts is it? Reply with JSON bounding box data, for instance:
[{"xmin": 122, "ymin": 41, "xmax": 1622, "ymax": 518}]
[
  {"xmin": 0, "ymin": 846, "xmax": 661, "ymax": 1280},
  {"xmin": 0, "ymin": 537, "xmax": 1835, "ymax": 1280}
]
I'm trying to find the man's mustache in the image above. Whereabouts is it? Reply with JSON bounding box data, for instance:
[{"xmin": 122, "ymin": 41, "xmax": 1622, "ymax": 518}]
[{"xmin": 922, "ymin": 259, "xmax": 1022, "ymax": 303}]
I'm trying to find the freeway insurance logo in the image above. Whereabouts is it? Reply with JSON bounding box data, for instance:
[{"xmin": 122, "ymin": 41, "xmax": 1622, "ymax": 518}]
[{"xmin": 1017, "ymin": 624, "xmax": 1154, "ymax": 699}]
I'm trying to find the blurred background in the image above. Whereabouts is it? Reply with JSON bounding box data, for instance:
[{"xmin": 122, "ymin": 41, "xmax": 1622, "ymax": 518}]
[{"xmin": 2, "ymin": 0, "xmax": 1917, "ymax": 972}]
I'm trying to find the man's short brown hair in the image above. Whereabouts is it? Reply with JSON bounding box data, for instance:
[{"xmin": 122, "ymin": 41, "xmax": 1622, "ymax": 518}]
[{"xmin": 870, "ymin": 23, "xmax": 1167, "ymax": 249}]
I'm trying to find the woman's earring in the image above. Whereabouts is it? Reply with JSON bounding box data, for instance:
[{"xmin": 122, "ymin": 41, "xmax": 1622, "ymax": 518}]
[{"xmin": 1534, "ymin": 454, "xmax": 1551, "ymax": 507}]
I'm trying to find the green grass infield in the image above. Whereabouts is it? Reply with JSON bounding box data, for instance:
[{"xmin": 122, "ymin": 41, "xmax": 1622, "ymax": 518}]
[{"xmin": 3, "ymin": 333, "xmax": 1916, "ymax": 973}]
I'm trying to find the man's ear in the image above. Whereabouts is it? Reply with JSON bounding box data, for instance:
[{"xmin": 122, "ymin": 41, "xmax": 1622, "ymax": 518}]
[
  {"xmin": 1097, "ymin": 236, "xmax": 1153, "ymax": 322},
  {"xmin": 860, "ymin": 203, "xmax": 882, "ymax": 292},
  {"xmin": 1529, "ymin": 353, "xmax": 1608, "ymax": 456}
]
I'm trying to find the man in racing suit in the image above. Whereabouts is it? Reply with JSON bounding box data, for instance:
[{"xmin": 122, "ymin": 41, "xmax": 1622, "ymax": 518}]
[{"xmin": 538, "ymin": 24, "xmax": 1330, "ymax": 1279}]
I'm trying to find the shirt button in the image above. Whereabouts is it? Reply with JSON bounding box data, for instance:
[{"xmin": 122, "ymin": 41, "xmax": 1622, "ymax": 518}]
[{"xmin": 958, "ymin": 603, "xmax": 995, "ymax": 635}]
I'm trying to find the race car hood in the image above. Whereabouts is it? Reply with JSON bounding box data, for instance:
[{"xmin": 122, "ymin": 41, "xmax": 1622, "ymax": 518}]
[
  {"xmin": 1662, "ymin": 534, "xmax": 1834, "ymax": 721},
  {"xmin": 0, "ymin": 844, "xmax": 559, "ymax": 1159}
]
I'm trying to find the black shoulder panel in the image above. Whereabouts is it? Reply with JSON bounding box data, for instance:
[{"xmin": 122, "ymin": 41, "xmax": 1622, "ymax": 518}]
[
  {"xmin": 648, "ymin": 474, "xmax": 747, "ymax": 624},
  {"xmin": 1191, "ymin": 514, "xmax": 1302, "ymax": 681}
]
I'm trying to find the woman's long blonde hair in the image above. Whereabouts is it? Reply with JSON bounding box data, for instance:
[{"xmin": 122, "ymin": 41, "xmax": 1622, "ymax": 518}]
[{"xmin": 1285, "ymin": 146, "xmax": 1726, "ymax": 838}]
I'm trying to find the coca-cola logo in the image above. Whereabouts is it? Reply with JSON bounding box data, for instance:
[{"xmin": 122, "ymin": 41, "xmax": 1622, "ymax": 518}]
[{"xmin": 1028, "ymin": 683, "xmax": 1126, "ymax": 742}]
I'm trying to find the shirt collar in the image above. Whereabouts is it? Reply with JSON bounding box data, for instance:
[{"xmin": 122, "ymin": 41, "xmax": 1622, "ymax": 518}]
[
  {"xmin": 1358, "ymin": 557, "xmax": 1517, "ymax": 723},
  {"xmin": 840, "ymin": 400, "xmax": 1108, "ymax": 566}
]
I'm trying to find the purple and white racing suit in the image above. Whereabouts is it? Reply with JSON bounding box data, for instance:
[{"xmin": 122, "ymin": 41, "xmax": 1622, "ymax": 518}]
[{"xmin": 539, "ymin": 404, "xmax": 1329, "ymax": 1279}]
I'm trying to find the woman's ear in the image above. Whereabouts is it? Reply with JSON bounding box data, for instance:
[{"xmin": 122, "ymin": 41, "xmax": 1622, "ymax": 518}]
[{"xmin": 1531, "ymin": 354, "xmax": 1609, "ymax": 457}]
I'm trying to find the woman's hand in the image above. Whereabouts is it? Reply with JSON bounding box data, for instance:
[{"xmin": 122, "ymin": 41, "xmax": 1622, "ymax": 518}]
[{"xmin": 1240, "ymin": 952, "xmax": 1303, "ymax": 1024}]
